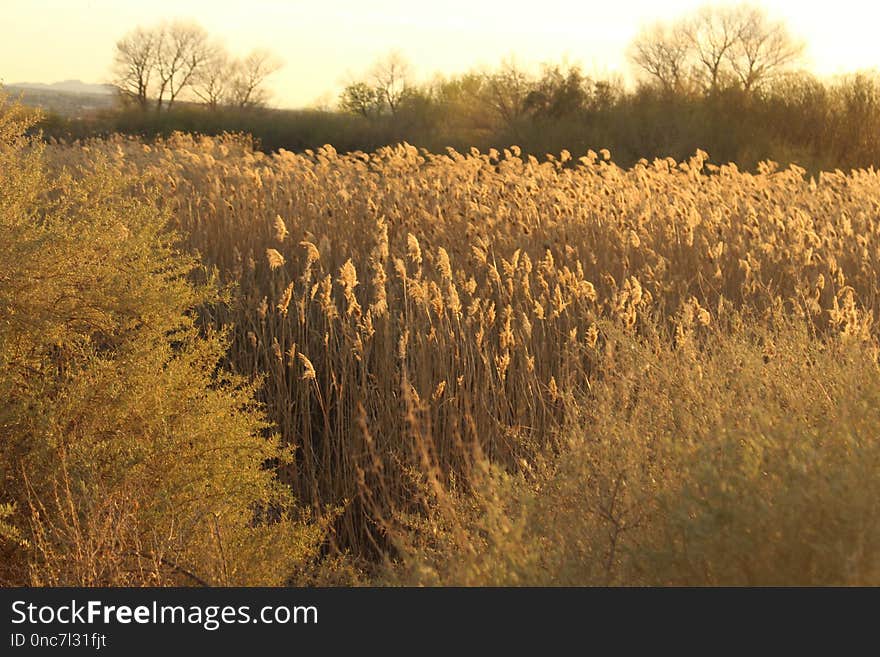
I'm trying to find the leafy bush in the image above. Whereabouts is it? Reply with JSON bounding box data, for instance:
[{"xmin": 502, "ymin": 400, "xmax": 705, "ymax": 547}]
[{"xmin": 0, "ymin": 97, "xmax": 323, "ymax": 585}]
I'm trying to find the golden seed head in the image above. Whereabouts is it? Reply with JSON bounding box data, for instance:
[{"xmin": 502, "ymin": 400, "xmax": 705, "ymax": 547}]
[
  {"xmin": 277, "ymin": 282, "xmax": 294, "ymax": 316},
  {"xmin": 298, "ymin": 353, "xmax": 317, "ymax": 380},
  {"xmin": 273, "ymin": 214, "xmax": 289, "ymax": 242},
  {"xmin": 266, "ymin": 248, "xmax": 285, "ymax": 270},
  {"xmin": 407, "ymin": 233, "xmax": 422, "ymax": 265}
]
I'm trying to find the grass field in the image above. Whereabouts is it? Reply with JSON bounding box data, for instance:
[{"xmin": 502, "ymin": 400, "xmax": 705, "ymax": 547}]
[{"xmin": 3, "ymin": 96, "xmax": 880, "ymax": 585}]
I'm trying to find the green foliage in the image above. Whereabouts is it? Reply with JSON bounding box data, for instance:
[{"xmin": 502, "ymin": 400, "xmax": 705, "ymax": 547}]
[
  {"xmin": 0, "ymin": 96, "xmax": 323, "ymax": 585},
  {"xmin": 339, "ymin": 82, "xmax": 385, "ymax": 119}
]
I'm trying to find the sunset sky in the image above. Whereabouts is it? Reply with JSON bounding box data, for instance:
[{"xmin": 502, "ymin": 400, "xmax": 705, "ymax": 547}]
[{"xmin": 2, "ymin": 0, "xmax": 878, "ymax": 108}]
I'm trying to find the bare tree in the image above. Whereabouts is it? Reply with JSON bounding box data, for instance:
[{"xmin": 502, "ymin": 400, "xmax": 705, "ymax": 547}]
[
  {"xmin": 370, "ymin": 51, "xmax": 411, "ymax": 116},
  {"xmin": 113, "ymin": 27, "xmax": 156, "ymax": 109},
  {"xmin": 629, "ymin": 21, "xmax": 692, "ymax": 94},
  {"xmin": 193, "ymin": 44, "xmax": 232, "ymax": 110},
  {"xmin": 484, "ymin": 58, "xmax": 532, "ymax": 126},
  {"xmin": 684, "ymin": 5, "xmax": 745, "ymax": 93},
  {"xmin": 628, "ymin": 4, "xmax": 805, "ymax": 96},
  {"xmin": 111, "ymin": 21, "xmax": 281, "ymax": 111},
  {"xmin": 726, "ymin": 5, "xmax": 804, "ymax": 93},
  {"xmin": 227, "ymin": 49, "xmax": 282, "ymax": 108},
  {"xmin": 153, "ymin": 21, "xmax": 212, "ymax": 111}
]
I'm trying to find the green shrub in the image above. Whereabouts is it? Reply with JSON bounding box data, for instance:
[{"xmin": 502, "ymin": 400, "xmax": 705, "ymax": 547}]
[{"xmin": 0, "ymin": 96, "xmax": 323, "ymax": 585}]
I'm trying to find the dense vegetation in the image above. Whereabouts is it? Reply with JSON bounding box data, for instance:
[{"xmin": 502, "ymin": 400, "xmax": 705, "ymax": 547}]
[
  {"xmin": 29, "ymin": 65, "xmax": 880, "ymax": 175},
  {"xmin": 25, "ymin": 5, "xmax": 880, "ymax": 174},
  {"xmin": 3, "ymin": 93, "xmax": 880, "ymax": 586},
  {"xmin": 0, "ymin": 99, "xmax": 324, "ymax": 585}
]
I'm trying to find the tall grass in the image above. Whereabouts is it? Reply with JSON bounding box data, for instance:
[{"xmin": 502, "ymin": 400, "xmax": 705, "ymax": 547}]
[
  {"xmin": 9, "ymin": 108, "xmax": 880, "ymax": 584},
  {"xmin": 381, "ymin": 317, "xmax": 880, "ymax": 585}
]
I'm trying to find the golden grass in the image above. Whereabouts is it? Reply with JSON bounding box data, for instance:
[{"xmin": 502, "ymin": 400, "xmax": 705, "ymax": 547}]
[{"xmin": 36, "ymin": 132, "xmax": 880, "ymax": 582}]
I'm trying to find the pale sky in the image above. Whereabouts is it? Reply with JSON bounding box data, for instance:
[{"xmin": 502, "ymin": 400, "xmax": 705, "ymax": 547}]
[{"xmin": 2, "ymin": 0, "xmax": 878, "ymax": 108}]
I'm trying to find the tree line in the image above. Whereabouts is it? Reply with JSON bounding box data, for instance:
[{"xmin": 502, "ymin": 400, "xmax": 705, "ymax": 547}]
[
  {"xmin": 328, "ymin": 4, "xmax": 878, "ymax": 171},
  {"xmin": 32, "ymin": 3, "xmax": 880, "ymax": 172},
  {"xmin": 339, "ymin": 4, "xmax": 803, "ymax": 122}
]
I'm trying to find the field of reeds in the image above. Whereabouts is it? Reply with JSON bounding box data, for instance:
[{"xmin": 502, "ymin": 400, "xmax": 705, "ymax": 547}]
[{"xmin": 4, "ymin": 96, "xmax": 880, "ymax": 586}]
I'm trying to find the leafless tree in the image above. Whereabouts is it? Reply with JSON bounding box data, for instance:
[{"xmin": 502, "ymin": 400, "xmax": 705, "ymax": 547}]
[
  {"xmin": 484, "ymin": 58, "xmax": 532, "ymax": 126},
  {"xmin": 726, "ymin": 5, "xmax": 804, "ymax": 92},
  {"xmin": 684, "ymin": 5, "xmax": 745, "ymax": 93},
  {"xmin": 193, "ymin": 44, "xmax": 232, "ymax": 110},
  {"xmin": 337, "ymin": 52, "xmax": 411, "ymax": 117},
  {"xmin": 153, "ymin": 21, "xmax": 212, "ymax": 111},
  {"xmin": 628, "ymin": 4, "xmax": 804, "ymax": 96},
  {"xmin": 227, "ymin": 49, "xmax": 282, "ymax": 108},
  {"xmin": 111, "ymin": 21, "xmax": 281, "ymax": 111},
  {"xmin": 629, "ymin": 22, "xmax": 692, "ymax": 94},
  {"xmin": 369, "ymin": 51, "xmax": 412, "ymax": 116},
  {"xmin": 113, "ymin": 27, "xmax": 157, "ymax": 109}
]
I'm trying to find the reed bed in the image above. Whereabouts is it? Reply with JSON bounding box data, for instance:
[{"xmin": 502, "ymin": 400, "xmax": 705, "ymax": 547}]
[{"xmin": 42, "ymin": 133, "xmax": 880, "ymax": 576}]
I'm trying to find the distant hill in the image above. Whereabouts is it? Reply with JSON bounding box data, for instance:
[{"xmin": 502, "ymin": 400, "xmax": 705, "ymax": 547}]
[
  {"xmin": 3, "ymin": 80, "xmax": 118, "ymax": 117},
  {"xmin": 9, "ymin": 80, "xmax": 116, "ymax": 95}
]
